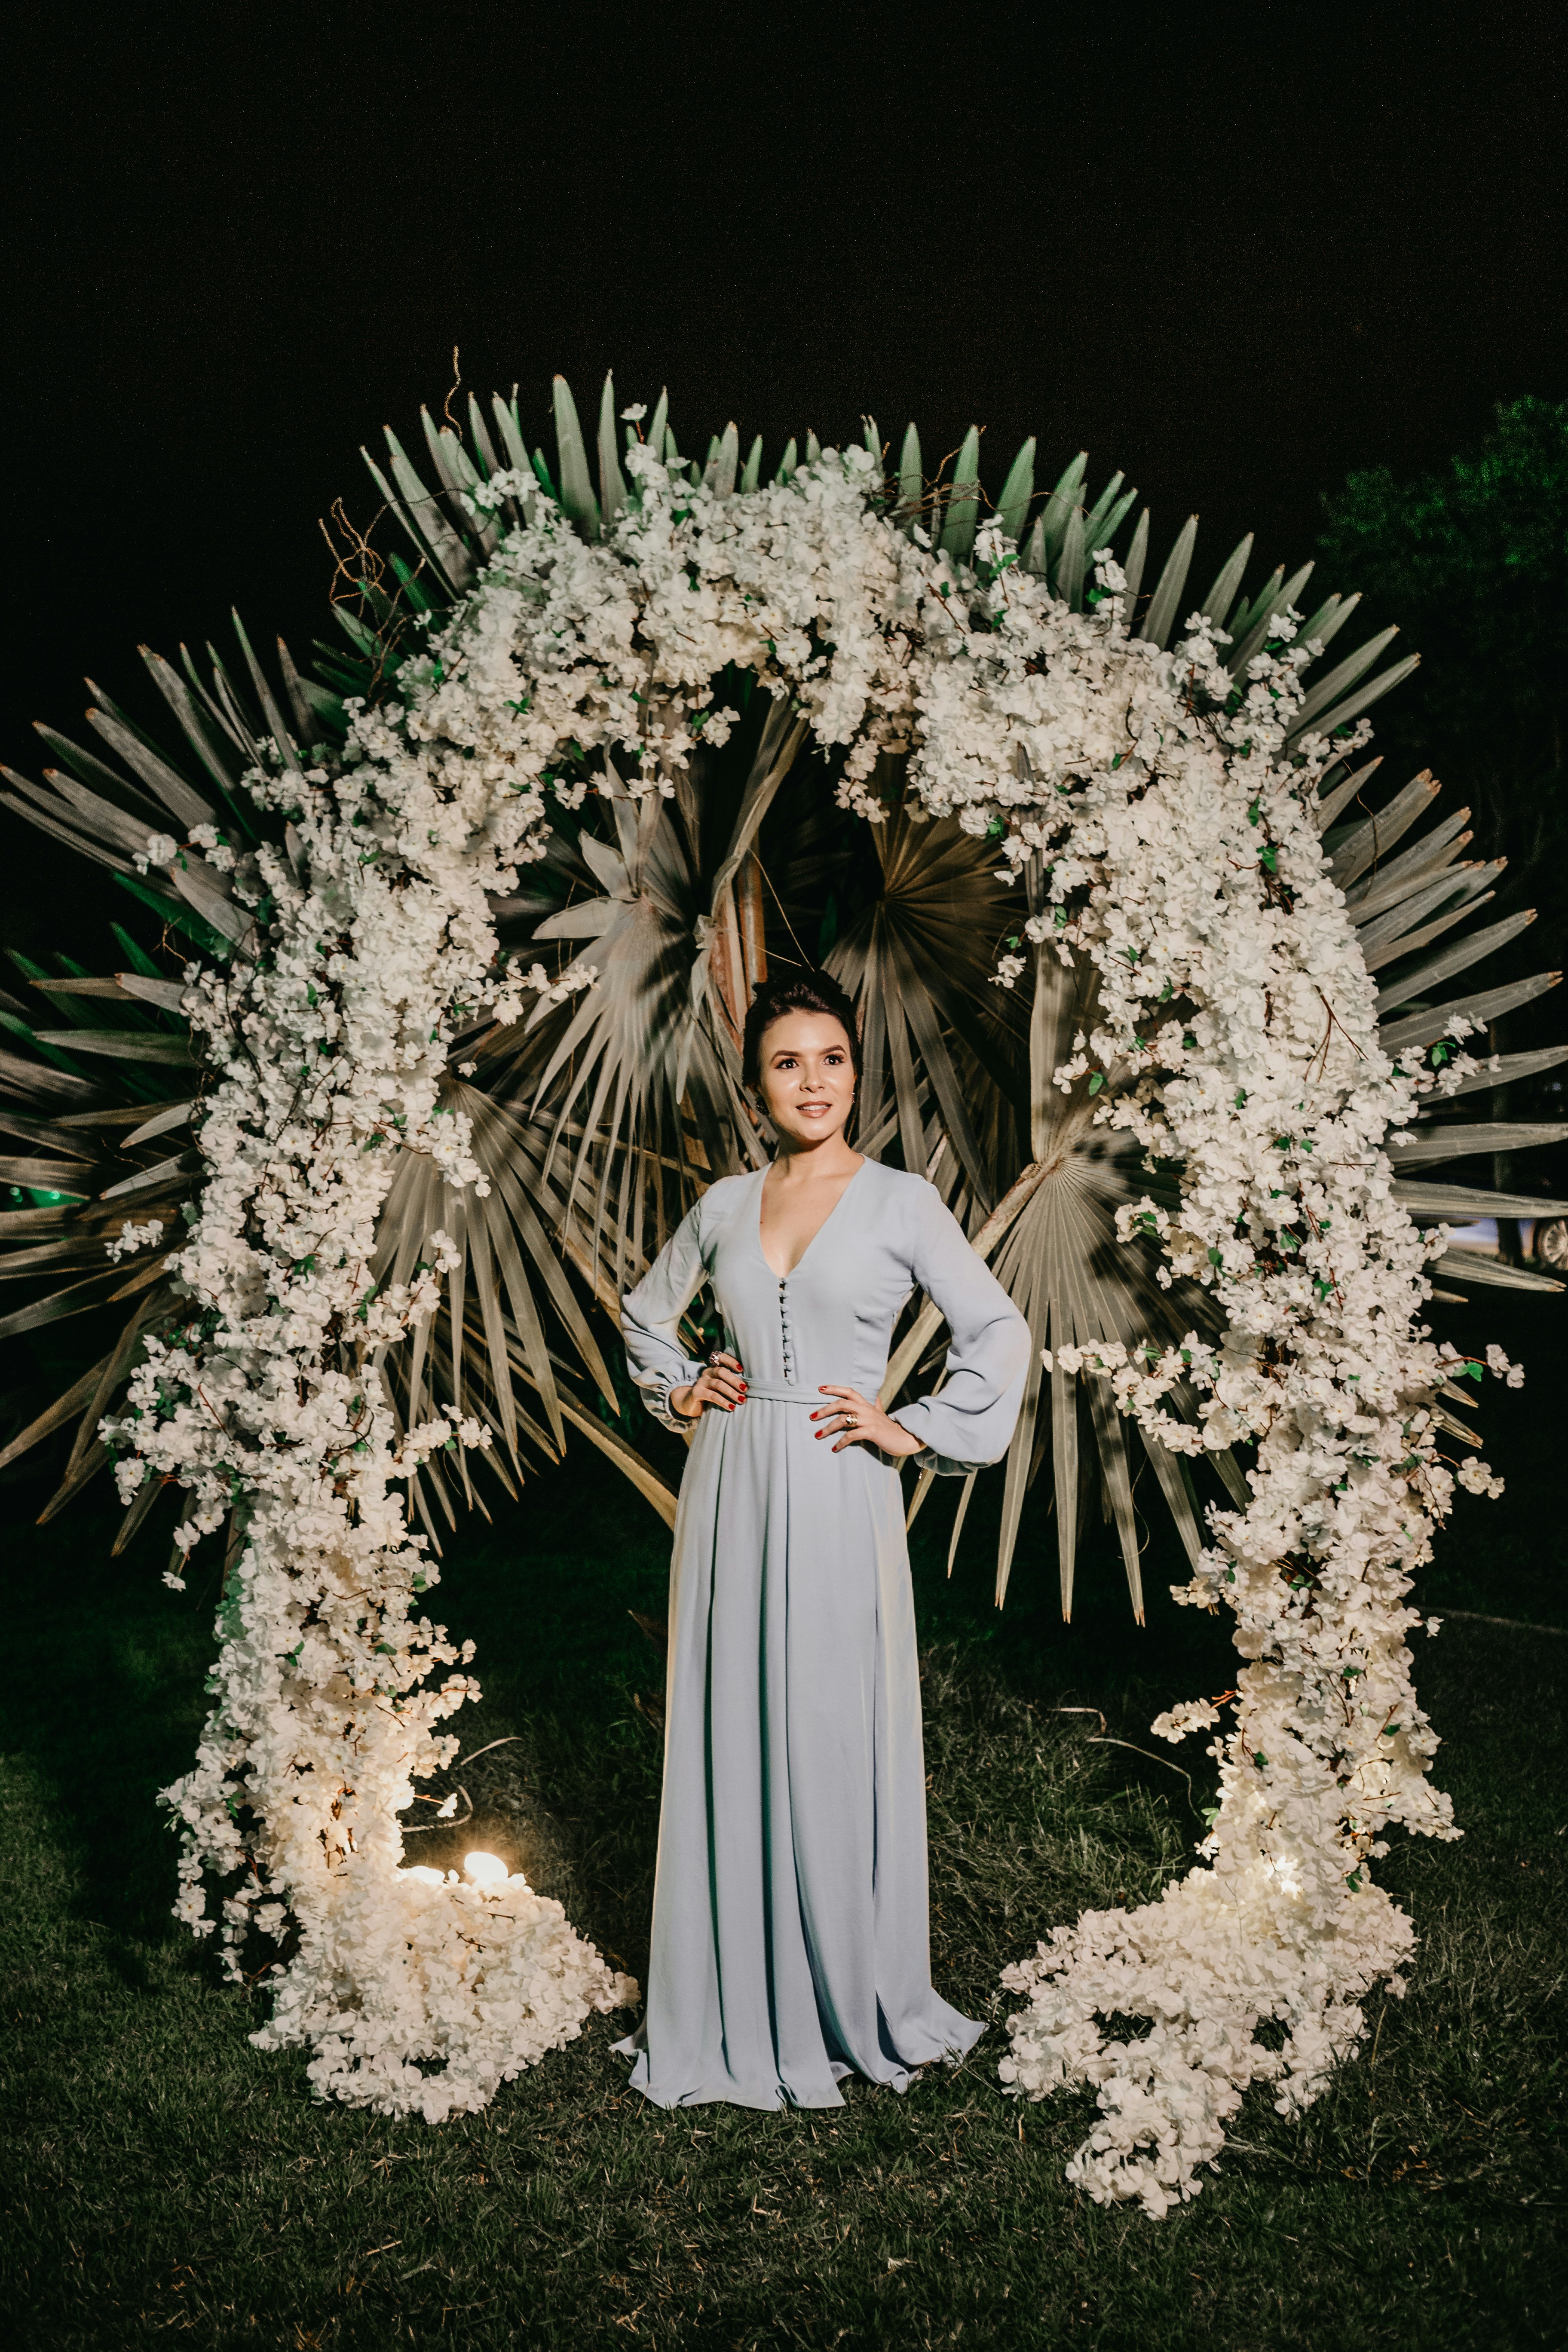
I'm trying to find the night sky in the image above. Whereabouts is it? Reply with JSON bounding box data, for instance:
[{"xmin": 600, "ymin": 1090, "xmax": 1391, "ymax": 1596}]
[{"xmin": 3, "ymin": 2, "xmax": 1565, "ymax": 950}]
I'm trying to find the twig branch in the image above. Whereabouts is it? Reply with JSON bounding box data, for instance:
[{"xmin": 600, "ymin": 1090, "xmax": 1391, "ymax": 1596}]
[{"xmin": 1087, "ymin": 1736, "xmax": 1200, "ymax": 1818}]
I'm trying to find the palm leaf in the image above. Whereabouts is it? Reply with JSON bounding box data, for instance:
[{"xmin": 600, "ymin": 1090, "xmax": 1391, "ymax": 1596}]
[
  {"xmin": 0, "ymin": 367, "xmax": 1554, "ymax": 1624},
  {"xmin": 939, "ymin": 427, "xmax": 983, "ymax": 563},
  {"xmin": 1301, "ymin": 758, "xmax": 1568, "ymax": 1297},
  {"xmin": 1141, "ymin": 515, "xmax": 1198, "ymax": 648},
  {"xmin": 826, "ymin": 795, "xmax": 1023, "ymax": 1204}
]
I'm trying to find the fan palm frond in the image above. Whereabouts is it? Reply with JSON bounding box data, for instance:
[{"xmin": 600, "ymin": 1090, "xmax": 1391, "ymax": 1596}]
[
  {"xmin": 0, "ymin": 974, "xmax": 195, "ymax": 1535},
  {"xmin": 481, "ymin": 694, "xmax": 809, "ymax": 1282},
  {"xmin": 0, "ymin": 612, "xmax": 346, "ymax": 1539},
  {"xmin": 1304, "ymin": 764, "xmax": 1568, "ymax": 1299},
  {"xmin": 401, "ymin": 1297, "xmax": 680, "ymax": 1542},
  {"xmin": 825, "ymin": 790, "xmax": 1025, "ymax": 1207},
  {"xmin": 867, "ymin": 897, "xmax": 1229, "ymax": 1620},
  {"xmin": 1, "ymin": 367, "xmax": 1553, "ymax": 1619},
  {"xmin": 369, "ymin": 1075, "xmax": 643, "ymax": 1538}
]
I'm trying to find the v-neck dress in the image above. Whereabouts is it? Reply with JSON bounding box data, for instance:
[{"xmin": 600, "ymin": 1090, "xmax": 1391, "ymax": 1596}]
[{"xmin": 614, "ymin": 1158, "xmax": 1029, "ymax": 2110}]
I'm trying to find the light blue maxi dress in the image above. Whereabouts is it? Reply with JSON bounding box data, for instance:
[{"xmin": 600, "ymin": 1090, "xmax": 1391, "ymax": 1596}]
[{"xmin": 615, "ymin": 1158, "xmax": 1030, "ymax": 2110}]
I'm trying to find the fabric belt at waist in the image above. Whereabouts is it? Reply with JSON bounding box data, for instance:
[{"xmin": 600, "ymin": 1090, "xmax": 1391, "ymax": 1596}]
[{"xmin": 740, "ymin": 1381, "xmax": 821, "ymax": 1406}]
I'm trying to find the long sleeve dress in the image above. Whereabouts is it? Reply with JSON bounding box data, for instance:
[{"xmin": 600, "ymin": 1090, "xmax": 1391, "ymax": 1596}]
[{"xmin": 615, "ymin": 1157, "xmax": 1030, "ymax": 2111}]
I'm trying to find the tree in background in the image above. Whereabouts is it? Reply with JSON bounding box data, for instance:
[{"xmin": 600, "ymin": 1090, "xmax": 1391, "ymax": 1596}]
[
  {"xmin": 1320, "ymin": 396, "xmax": 1568, "ymax": 936},
  {"xmin": 1322, "ymin": 397, "xmax": 1568, "ymax": 1239}
]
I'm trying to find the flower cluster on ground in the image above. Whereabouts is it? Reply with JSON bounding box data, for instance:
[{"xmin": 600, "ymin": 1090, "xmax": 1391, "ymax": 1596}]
[
  {"xmin": 110, "ymin": 676, "xmax": 626, "ymax": 2118},
  {"xmin": 903, "ymin": 524, "xmax": 1516, "ymax": 2215},
  {"xmin": 114, "ymin": 435, "xmax": 1511, "ymax": 2171}
]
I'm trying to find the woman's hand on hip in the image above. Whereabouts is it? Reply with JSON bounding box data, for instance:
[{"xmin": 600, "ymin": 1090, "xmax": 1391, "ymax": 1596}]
[
  {"xmin": 812, "ymin": 1384, "xmax": 923, "ymax": 1457},
  {"xmin": 669, "ymin": 1350, "xmax": 747, "ymax": 1420}
]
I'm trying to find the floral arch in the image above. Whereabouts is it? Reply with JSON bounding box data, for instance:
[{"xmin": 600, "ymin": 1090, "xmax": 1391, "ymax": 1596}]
[{"xmin": 0, "ymin": 374, "xmax": 1560, "ymax": 2205}]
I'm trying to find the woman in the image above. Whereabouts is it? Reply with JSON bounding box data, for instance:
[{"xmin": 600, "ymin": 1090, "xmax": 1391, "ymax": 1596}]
[{"xmin": 616, "ymin": 971, "xmax": 1029, "ymax": 2110}]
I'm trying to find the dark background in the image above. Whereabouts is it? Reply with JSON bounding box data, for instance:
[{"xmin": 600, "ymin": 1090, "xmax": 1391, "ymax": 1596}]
[
  {"xmin": 3, "ymin": 0, "xmax": 1566, "ymax": 959},
  {"xmin": 1, "ymin": 33, "xmax": 1564, "ymax": 2337}
]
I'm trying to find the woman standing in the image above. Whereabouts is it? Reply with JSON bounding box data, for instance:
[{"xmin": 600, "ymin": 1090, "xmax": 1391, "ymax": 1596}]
[{"xmin": 616, "ymin": 972, "xmax": 1029, "ymax": 2110}]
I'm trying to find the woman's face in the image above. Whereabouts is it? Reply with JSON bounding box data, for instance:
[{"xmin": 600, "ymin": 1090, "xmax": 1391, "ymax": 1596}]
[{"xmin": 756, "ymin": 1012, "xmax": 857, "ymax": 1150}]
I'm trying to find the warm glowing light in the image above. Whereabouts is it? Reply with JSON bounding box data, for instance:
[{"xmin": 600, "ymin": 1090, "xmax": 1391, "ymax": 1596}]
[
  {"xmin": 464, "ymin": 1850, "xmax": 508, "ymax": 1886},
  {"xmin": 400, "ymin": 1865, "xmax": 444, "ymax": 1887}
]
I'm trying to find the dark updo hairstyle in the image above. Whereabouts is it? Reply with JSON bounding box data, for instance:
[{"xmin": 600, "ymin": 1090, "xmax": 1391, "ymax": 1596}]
[{"xmin": 741, "ymin": 969, "xmax": 863, "ymax": 1091}]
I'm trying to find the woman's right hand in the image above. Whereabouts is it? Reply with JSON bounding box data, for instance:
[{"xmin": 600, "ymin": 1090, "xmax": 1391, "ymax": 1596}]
[{"xmin": 669, "ymin": 1350, "xmax": 747, "ymax": 1420}]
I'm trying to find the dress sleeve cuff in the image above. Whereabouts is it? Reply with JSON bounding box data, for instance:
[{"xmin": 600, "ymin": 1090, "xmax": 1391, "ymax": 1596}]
[
  {"xmin": 889, "ymin": 1402, "xmax": 970, "ymax": 1478},
  {"xmin": 642, "ymin": 1360, "xmax": 706, "ymax": 1432}
]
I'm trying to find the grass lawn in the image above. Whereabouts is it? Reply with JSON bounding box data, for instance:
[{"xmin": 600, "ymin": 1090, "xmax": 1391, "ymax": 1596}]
[{"xmin": 1, "ymin": 1292, "xmax": 1564, "ymax": 2350}]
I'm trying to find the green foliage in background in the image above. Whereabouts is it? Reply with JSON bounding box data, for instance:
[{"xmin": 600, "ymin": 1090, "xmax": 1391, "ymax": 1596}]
[{"xmin": 1320, "ymin": 397, "xmax": 1568, "ymax": 926}]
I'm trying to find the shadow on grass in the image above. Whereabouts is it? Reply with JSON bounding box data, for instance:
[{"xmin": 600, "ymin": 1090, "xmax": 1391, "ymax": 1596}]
[{"xmin": 0, "ymin": 1486, "xmax": 218, "ymax": 1945}]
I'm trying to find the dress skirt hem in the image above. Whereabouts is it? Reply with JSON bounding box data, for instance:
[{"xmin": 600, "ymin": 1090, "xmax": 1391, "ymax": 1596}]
[{"xmin": 612, "ymin": 2005, "xmax": 985, "ymax": 2112}]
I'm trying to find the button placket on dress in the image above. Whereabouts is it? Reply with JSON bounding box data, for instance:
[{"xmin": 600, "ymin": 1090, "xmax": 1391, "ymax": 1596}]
[{"xmin": 778, "ymin": 1277, "xmax": 794, "ymax": 1384}]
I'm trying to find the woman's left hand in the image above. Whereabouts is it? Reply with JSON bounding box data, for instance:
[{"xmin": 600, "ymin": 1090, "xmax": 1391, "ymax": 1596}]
[{"xmin": 812, "ymin": 1384, "xmax": 924, "ymax": 1458}]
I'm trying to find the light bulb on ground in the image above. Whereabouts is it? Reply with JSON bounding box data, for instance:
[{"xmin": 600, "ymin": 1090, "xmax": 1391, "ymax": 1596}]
[
  {"xmin": 400, "ymin": 1865, "xmax": 444, "ymax": 1887},
  {"xmin": 464, "ymin": 1850, "xmax": 508, "ymax": 1886}
]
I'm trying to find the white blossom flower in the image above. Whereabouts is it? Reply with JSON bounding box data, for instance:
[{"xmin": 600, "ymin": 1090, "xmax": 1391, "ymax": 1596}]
[
  {"xmin": 134, "ymin": 831, "xmax": 179, "ymax": 873},
  {"xmin": 122, "ymin": 441, "xmax": 1511, "ymax": 2166},
  {"xmin": 105, "ymin": 1218, "xmax": 165, "ymax": 1262},
  {"xmin": 1150, "ymin": 1698, "xmax": 1223, "ymax": 1742}
]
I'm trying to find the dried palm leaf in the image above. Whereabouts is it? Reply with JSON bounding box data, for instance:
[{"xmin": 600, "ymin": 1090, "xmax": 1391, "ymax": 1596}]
[{"xmin": 0, "ymin": 368, "xmax": 1554, "ymax": 1624}]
